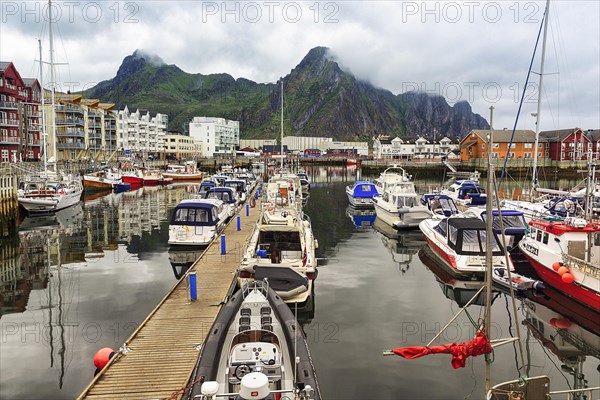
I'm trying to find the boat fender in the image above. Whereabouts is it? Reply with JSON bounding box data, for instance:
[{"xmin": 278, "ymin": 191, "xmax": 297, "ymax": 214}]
[
  {"xmin": 552, "ymin": 261, "xmax": 564, "ymax": 271},
  {"xmin": 93, "ymin": 347, "xmax": 115, "ymax": 370},
  {"xmin": 557, "ymin": 266, "xmax": 569, "ymax": 276},
  {"xmin": 532, "ymin": 281, "xmax": 545, "ymax": 291},
  {"xmin": 561, "ymin": 272, "xmax": 575, "ymax": 284}
]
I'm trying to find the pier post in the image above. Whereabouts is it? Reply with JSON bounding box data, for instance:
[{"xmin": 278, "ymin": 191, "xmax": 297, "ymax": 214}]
[
  {"xmin": 189, "ymin": 272, "xmax": 197, "ymax": 301},
  {"xmin": 236, "ymin": 216, "xmax": 241, "ymax": 231},
  {"xmin": 246, "ymin": 204, "xmax": 249, "ymax": 216},
  {"xmin": 221, "ymin": 235, "xmax": 226, "ymax": 255}
]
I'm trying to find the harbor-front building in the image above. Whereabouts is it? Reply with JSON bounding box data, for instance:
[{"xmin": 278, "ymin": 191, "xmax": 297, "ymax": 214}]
[
  {"xmin": 374, "ymin": 135, "xmax": 457, "ymax": 159},
  {"xmin": 189, "ymin": 116, "xmax": 240, "ymax": 157},
  {"xmin": 162, "ymin": 132, "xmax": 202, "ymax": 160},
  {"xmin": 117, "ymin": 105, "xmax": 169, "ymax": 160},
  {"xmin": 540, "ymin": 128, "xmax": 599, "ymax": 161},
  {"xmin": 0, "ymin": 62, "xmax": 42, "ymax": 162},
  {"xmin": 460, "ymin": 129, "xmax": 546, "ymax": 161}
]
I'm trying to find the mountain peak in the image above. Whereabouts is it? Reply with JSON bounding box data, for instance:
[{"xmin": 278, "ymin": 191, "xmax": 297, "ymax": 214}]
[{"xmin": 131, "ymin": 49, "xmax": 165, "ymax": 67}]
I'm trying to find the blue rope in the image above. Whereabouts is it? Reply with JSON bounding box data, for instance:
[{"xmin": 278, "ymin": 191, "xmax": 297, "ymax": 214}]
[{"xmin": 498, "ymin": 11, "xmax": 547, "ymax": 189}]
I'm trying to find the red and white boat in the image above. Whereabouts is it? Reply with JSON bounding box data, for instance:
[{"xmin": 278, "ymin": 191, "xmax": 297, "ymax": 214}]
[
  {"xmin": 519, "ymin": 217, "xmax": 600, "ymax": 311},
  {"xmin": 419, "ymin": 215, "xmax": 514, "ymax": 278},
  {"xmin": 142, "ymin": 170, "xmax": 172, "ymax": 186},
  {"xmin": 122, "ymin": 169, "xmax": 144, "ymax": 185}
]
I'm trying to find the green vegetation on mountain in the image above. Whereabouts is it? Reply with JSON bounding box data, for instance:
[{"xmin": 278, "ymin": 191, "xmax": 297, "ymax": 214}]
[{"xmin": 86, "ymin": 47, "xmax": 489, "ymax": 141}]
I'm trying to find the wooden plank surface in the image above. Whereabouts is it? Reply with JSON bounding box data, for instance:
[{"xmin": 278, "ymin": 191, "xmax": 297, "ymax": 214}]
[{"xmin": 79, "ymin": 192, "xmax": 260, "ymax": 400}]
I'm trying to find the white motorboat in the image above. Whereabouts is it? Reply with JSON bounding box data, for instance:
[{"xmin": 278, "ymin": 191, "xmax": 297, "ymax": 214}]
[
  {"xmin": 163, "ymin": 161, "xmax": 203, "ymax": 181},
  {"xmin": 18, "ymin": 174, "xmax": 83, "ymax": 213},
  {"xmin": 419, "ymin": 215, "xmax": 514, "ymax": 278},
  {"xmin": 168, "ymin": 199, "xmax": 228, "ymax": 246},
  {"xmin": 372, "ymin": 167, "xmax": 431, "ymax": 229},
  {"xmin": 198, "ymin": 187, "xmax": 239, "ymax": 220},
  {"xmin": 238, "ymin": 193, "xmax": 317, "ymax": 304},
  {"xmin": 184, "ymin": 280, "xmax": 320, "ymax": 400}
]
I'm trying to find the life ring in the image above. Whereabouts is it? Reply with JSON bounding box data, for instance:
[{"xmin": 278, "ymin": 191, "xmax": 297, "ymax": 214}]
[{"xmin": 250, "ymin": 197, "xmax": 256, "ymax": 208}]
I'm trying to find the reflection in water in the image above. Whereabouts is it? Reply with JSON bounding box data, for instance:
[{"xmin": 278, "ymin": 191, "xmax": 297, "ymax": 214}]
[
  {"xmin": 0, "ymin": 185, "xmax": 196, "ymax": 398},
  {"xmin": 168, "ymin": 248, "xmax": 203, "ymax": 279},
  {"xmin": 345, "ymin": 205, "xmax": 376, "ymax": 231},
  {"xmin": 419, "ymin": 247, "xmax": 488, "ymax": 307},
  {"xmin": 523, "ymin": 293, "xmax": 600, "ymax": 393},
  {"xmin": 372, "ymin": 218, "xmax": 423, "ymax": 273}
]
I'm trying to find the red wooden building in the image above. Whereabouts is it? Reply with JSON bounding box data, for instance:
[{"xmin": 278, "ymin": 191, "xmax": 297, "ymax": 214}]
[
  {"xmin": 540, "ymin": 128, "xmax": 596, "ymax": 161},
  {"xmin": 0, "ymin": 62, "xmax": 42, "ymax": 162}
]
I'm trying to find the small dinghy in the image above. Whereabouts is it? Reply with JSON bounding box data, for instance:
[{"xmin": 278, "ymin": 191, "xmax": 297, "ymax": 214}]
[
  {"xmin": 185, "ymin": 280, "xmax": 321, "ymax": 400},
  {"xmin": 492, "ymin": 267, "xmax": 545, "ymax": 294}
]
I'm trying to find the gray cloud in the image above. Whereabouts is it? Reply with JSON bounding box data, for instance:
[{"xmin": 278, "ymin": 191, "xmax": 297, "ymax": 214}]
[{"xmin": 1, "ymin": 0, "xmax": 598, "ymax": 132}]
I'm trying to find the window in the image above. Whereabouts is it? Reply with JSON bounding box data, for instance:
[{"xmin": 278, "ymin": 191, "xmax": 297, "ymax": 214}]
[
  {"xmin": 536, "ymin": 230, "xmax": 542, "ymax": 242},
  {"xmin": 510, "ymin": 143, "xmax": 516, "ymax": 149},
  {"xmin": 524, "ymin": 153, "xmax": 532, "ymax": 158},
  {"xmin": 525, "ymin": 143, "xmax": 532, "ymax": 149},
  {"xmin": 543, "ymin": 232, "xmax": 549, "ymax": 244},
  {"xmin": 1, "ymin": 149, "xmax": 8, "ymax": 162},
  {"xmin": 493, "ymin": 143, "xmax": 499, "ymax": 148},
  {"xmin": 482, "ymin": 143, "xmax": 486, "ymax": 149},
  {"xmin": 538, "ymin": 152, "xmax": 542, "ymax": 158},
  {"xmin": 530, "ymin": 228, "xmax": 536, "ymax": 238}
]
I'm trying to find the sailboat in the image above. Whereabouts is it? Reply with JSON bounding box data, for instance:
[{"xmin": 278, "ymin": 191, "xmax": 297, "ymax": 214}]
[{"xmin": 17, "ymin": 2, "xmax": 83, "ymax": 213}]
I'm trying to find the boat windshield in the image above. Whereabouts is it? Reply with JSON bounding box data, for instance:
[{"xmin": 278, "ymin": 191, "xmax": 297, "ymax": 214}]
[
  {"xmin": 429, "ymin": 197, "xmax": 458, "ymax": 216},
  {"xmin": 205, "ymin": 191, "xmax": 233, "ymax": 203},
  {"xmin": 171, "ymin": 206, "xmax": 216, "ymax": 225},
  {"xmin": 483, "ymin": 214, "xmax": 526, "ymax": 231},
  {"xmin": 448, "ymin": 226, "xmax": 502, "ymax": 255}
]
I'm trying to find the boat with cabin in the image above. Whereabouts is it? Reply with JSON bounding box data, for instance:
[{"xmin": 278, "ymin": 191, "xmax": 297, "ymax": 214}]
[
  {"xmin": 199, "ymin": 187, "xmax": 240, "ymax": 220},
  {"xmin": 163, "ymin": 161, "xmax": 203, "ymax": 181},
  {"xmin": 184, "ymin": 280, "xmax": 321, "ymax": 400},
  {"xmin": 18, "ymin": 173, "xmax": 83, "ymax": 214},
  {"xmin": 346, "ymin": 180, "xmax": 378, "ymax": 207},
  {"xmin": 168, "ymin": 199, "xmax": 228, "ymax": 246},
  {"xmin": 419, "ymin": 214, "xmax": 514, "ymax": 278},
  {"xmin": 83, "ymin": 168, "xmax": 125, "ymax": 190},
  {"xmin": 238, "ymin": 190, "xmax": 317, "ymax": 304},
  {"xmin": 440, "ymin": 174, "xmax": 487, "ymax": 206},
  {"xmin": 518, "ymin": 216, "xmax": 600, "ymax": 311},
  {"xmin": 372, "ymin": 167, "xmax": 431, "ymax": 229}
]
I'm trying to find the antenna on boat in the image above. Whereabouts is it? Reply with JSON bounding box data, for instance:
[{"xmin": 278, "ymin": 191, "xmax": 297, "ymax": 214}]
[
  {"xmin": 280, "ymin": 79, "xmax": 284, "ymax": 171},
  {"xmin": 293, "ymin": 299, "xmax": 298, "ymax": 388},
  {"xmin": 38, "ymin": 39, "xmax": 48, "ymax": 175},
  {"xmin": 484, "ymin": 107, "xmax": 495, "ymax": 392},
  {"xmin": 530, "ymin": 0, "xmax": 551, "ymax": 201},
  {"xmin": 48, "ymin": 0, "xmax": 58, "ymax": 171}
]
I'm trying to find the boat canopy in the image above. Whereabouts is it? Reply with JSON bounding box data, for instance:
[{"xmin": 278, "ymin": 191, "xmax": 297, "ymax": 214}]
[
  {"xmin": 444, "ymin": 217, "xmax": 503, "ymax": 256},
  {"xmin": 480, "ymin": 210, "xmax": 527, "ymax": 235},
  {"xmin": 421, "ymin": 194, "xmax": 459, "ymax": 216},
  {"xmin": 350, "ymin": 181, "xmax": 378, "ymax": 198},
  {"xmin": 224, "ymin": 180, "xmax": 247, "ymax": 192},
  {"xmin": 202, "ymin": 187, "xmax": 237, "ymax": 204},
  {"xmin": 170, "ymin": 201, "xmax": 220, "ymax": 226},
  {"xmin": 198, "ymin": 181, "xmax": 217, "ymax": 193}
]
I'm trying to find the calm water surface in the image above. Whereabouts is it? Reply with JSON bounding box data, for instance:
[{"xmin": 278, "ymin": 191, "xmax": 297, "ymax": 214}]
[{"xmin": 0, "ymin": 167, "xmax": 598, "ymax": 399}]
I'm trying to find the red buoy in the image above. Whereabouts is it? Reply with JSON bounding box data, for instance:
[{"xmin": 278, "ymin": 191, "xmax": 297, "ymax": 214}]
[
  {"xmin": 552, "ymin": 262, "xmax": 562, "ymax": 271},
  {"xmin": 557, "ymin": 266, "xmax": 569, "ymax": 276},
  {"xmin": 93, "ymin": 347, "xmax": 115, "ymax": 370},
  {"xmin": 561, "ymin": 272, "xmax": 575, "ymax": 284}
]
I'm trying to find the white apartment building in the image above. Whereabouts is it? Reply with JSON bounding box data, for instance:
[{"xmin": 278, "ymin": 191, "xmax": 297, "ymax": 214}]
[
  {"xmin": 240, "ymin": 139, "xmax": 277, "ymax": 149},
  {"xmin": 117, "ymin": 105, "xmax": 168, "ymax": 158},
  {"xmin": 189, "ymin": 116, "xmax": 239, "ymax": 157},
  {"xmin": 373, "ymin": 135, "xmax": 457, "ymax": 159}
]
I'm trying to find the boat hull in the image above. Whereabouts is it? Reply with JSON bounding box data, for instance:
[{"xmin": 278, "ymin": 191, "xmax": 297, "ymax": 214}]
[
  {"xmin": 122, "ymin": 175, "xmax": 143, "ymax": 185},
  {"xmin": 83, "ymin": 178, "xmax": 113, "ymax": 190},
  {"xmin": 162, "ymin": 172, "xmax": 203, "ymax": 181},
  {"xmin": 19, "ymin": 189, "xmax": 82, "ymax": 213},
  {"xmin": 522, "ymin": 254, "xmax": 600, "ymax": 312},
  {"xmin": 373, "ymin": 201, "xmax": 430, "ymax": 229}
]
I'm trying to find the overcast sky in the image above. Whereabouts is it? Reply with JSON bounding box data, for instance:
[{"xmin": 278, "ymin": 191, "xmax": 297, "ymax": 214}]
[{"xmin": 2, "ymin": 0, "xmax": 598, "ymax": 132}]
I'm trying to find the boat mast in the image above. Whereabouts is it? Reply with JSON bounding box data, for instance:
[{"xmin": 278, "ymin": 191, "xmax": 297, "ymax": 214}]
[
  {"xmin": 48, "ymin": 0, "xmax": 57, "ymax": 170},
  {"xmin": 280, "ymin": 79, "xmax": 284, "ymax": 171},
  {"xmin": 531, "ymin": 0, "xmax": 551, "ymax": 200},
  {"xmin": 484, "ymin": 106, "xmax": 495, "ymax": 392},
  {"xmin": 38, "ymin": 39, "xmax": 47, "ymax": 174}
]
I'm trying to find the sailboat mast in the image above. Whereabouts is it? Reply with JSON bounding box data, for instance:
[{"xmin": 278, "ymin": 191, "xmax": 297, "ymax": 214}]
[
  {"xmin": 38, "ymin": 39, "xmax": 47, "ymax": 173},
  {"xmin": 48, "ymin": 0, "xmax": 57, "ymax": 168},
  {"xmin": 280, "ymin": 79, "xmax": 284, "ymax": 170},
  {"xmin": 484, "ymin": 106, "xmax": 495, "ymax": 392},
  {"xmin": 531, "ymin": 0, "xmax": 551, "ymax": 198}
]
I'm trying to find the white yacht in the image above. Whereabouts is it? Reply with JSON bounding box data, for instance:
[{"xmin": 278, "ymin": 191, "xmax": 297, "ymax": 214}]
[{"xmin": 168, "ymin": 199, "xmax": 227, "ymax": 246}]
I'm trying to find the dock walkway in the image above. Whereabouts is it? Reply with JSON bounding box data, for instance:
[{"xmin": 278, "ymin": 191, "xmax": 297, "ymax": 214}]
[{"xmin": 78, "ymin": 197, "xmax": 260, "ymax": 399}]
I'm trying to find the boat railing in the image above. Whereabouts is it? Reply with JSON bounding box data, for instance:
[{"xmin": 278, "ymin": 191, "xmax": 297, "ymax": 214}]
[
  {"xmin": 548, "ymin": 386, "xmax": 600, "ymax": 399},
  {"xmin": 562, "ymin": 253, "xmax": 600, "ymax": 279}
]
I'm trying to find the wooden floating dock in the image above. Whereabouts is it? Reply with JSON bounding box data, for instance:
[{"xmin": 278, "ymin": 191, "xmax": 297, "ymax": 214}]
[
  {"xmin": 78, "ymin": 198, "xmax": 261, "ymax": 400},
  {"xmin": 0, "ymin": 174, "xmax": 18, "ymax": 238}
]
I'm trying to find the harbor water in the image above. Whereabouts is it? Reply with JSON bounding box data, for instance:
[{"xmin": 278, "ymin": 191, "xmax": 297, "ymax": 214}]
[{"xmin": 0, "ymin": 167, "xmax": 598, "ymax": 399}]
